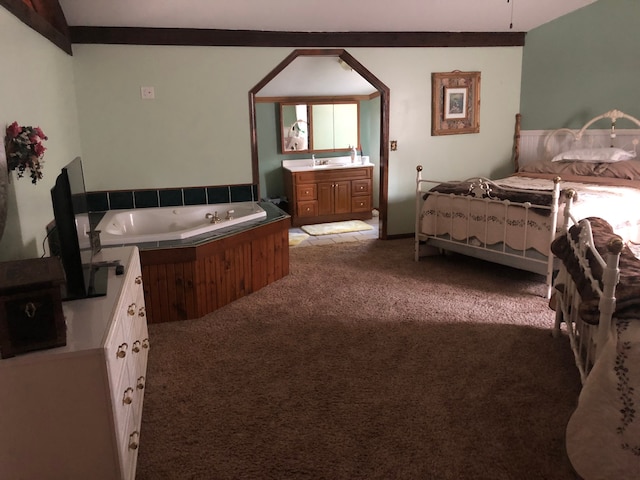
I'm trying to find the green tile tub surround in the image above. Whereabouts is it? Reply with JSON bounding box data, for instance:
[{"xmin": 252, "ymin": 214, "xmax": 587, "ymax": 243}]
[{"xmin": 87, "ymin": 184, "xmax": 258, "ymax": 212}]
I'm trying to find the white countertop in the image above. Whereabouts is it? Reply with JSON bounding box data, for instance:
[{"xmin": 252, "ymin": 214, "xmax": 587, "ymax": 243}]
[{"xmin": 283, "ymin": 156, "xmax": 374, "ymax": 173}]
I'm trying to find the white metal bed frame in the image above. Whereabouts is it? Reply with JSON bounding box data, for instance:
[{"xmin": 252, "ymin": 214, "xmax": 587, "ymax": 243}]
[
  {"xmin": 414, "ymin": 169, "xmax": 564, "ymax": 298},
  {"xmin": 551, "ymin": 215, "xmax": 623, "ymax": 383},
  {"xmin": 415, "ymin": 109, "xmax": 640, "ymax": 299}
]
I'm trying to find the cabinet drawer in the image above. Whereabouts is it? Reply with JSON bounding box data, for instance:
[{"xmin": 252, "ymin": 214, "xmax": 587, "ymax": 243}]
[
  {"xmin": 351, "ymin": 196, "xmax": 371, "ymax": 212},
  {"xmin": 296, "ymin": 184, "xmax": 316, "ymax": 201},
  {"xmin": 297, "ymin": 201, "xmax": 318, "ymax": 217},
  {"xmin": 352, "ymin": 179, "xmax": 371, "ymax": 196},
  {"xmin": 295, "ymin": 166, "xmax": 371, "ymax": 184}
]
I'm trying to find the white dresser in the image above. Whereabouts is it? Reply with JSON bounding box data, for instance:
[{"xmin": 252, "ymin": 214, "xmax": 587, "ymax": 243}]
[{"xmin": 0, "ymin": 246, "xmax": 149, "ymax": 480}]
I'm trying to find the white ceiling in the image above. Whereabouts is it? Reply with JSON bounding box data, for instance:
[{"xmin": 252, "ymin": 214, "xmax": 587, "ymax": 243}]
[
  {"xmin": 57, "ymin": 0, "xmax": 598, "ymax": 97},
  {"xmin": 58, "ymin": 0, "xmax": 597, "ymax": 33},
  {"xmin": 257, "ymin": 57, "xmax": 379, "ymax": 98}
]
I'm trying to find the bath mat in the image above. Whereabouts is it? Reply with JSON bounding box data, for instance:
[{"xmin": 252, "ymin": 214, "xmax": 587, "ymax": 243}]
[
  {"xmin": 301, "ymin": 220, "xmax": 373, "ymax": 236},
  {"xmin": 289, "ymin": 232, "xmax": 309, "ymax": 246}
]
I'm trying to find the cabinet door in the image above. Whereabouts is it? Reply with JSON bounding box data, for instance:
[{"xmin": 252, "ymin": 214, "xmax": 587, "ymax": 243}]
[
  {"xmin": 317, "ymin": 182, "xmax": 334, "ymax": 215},
  {"xmin": 334, "ymin": 181, "xmax": 351, "ymax": 214}
]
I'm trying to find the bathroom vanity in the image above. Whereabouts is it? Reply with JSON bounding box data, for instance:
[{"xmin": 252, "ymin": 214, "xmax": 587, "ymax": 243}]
[{"xmin": 283, "ymin": 160, "xmax": 374, "ymax": 227}]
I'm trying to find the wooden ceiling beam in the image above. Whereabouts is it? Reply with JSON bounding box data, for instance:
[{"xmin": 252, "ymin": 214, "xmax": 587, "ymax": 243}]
[
  {"xmin": 1, "ymin": 0, "xmax": 71, "ymax": 54},
  {"xmin": 69, "ymin": 27, "xmax": 526, "ymax": 48}
]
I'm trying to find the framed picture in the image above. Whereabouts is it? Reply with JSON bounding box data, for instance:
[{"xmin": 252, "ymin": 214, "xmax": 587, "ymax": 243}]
[
  {"xmin": 432, "ymin": 71, "xmax": 480, "ymax": 135},
  {"xmin": 444, "ymin": 87, "xmax": 468, "ymax": 120}
]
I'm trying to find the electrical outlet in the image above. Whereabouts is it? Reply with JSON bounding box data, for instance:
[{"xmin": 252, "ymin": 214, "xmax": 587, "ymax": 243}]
[{"xmin": 140, "ymin": 86, "xmax": 155, "ymax": 100}]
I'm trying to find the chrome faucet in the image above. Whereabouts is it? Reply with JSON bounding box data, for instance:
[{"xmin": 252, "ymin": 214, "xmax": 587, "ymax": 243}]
[
  {"xmin": 205, "ymin": 212, "xmax": 221, "ymax": 223},
  {"xmin": 312, "ymin": 154, "xmax": 316, "ymax": 166}
]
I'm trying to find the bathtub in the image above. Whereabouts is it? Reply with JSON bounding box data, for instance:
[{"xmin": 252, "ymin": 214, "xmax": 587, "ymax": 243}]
[{"xmin": 95, "ymin": 202, "xmax": 267, "ymax": 245}]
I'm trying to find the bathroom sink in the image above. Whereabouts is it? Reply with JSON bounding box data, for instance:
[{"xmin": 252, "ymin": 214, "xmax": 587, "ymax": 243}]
[{"xmin": 313, "ymin": 162, "xmax": 349, "ymax": 169}]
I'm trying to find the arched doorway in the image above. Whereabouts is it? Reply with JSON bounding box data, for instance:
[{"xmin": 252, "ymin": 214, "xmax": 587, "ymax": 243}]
[{"xmin": 248, "ymin": 49, "xmax": 390, "ymax": 239}]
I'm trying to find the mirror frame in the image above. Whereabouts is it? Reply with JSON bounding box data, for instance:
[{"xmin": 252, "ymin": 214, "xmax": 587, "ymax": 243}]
[
  {"xmin": 248, "ymin": 49, "xmax": 390, "ymax": 239},
  {"xmin": 280, "ymin": 99, "xmax": 361, "ymax": 154}
]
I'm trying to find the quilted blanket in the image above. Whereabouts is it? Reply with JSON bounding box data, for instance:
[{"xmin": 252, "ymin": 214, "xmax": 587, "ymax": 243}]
[
  {"xmin": 424, "ymin": 179, "xmax": 559, "ymax": 216},
  {"xmin": 550, "ymin": 217, "xmax": 640, "ymax": 323},
  {"xmin": 566, "ymin": 318, "xmax": 640, "ymax": 479}
]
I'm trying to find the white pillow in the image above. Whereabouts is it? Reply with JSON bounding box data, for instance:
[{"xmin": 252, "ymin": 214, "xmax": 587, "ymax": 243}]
[{"xmin": 551, "ymin": 147, "xmax": 637, "ymax": 163}]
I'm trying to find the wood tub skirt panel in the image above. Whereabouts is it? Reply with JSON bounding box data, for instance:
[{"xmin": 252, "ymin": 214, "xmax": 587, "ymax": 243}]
[{"xmin": 140, "ymin": 217, "xmax": 290, "ymax": 323}]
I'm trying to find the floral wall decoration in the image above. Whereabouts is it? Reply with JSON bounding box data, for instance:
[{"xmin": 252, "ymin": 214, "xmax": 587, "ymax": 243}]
[{"xmin": 4, "ymin": 121, "xmax": 48, "ymax": 184}]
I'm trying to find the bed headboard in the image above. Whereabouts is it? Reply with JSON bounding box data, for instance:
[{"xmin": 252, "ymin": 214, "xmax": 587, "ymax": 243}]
[{"xmin": 515, "ymin": 110, "xmax": 640, "ymax": 170}]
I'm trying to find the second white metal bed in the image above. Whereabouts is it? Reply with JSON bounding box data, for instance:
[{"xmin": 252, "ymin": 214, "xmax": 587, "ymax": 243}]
[{"xmin": 550, "ymin": 214, "xmax": 640, "ymax": 479}]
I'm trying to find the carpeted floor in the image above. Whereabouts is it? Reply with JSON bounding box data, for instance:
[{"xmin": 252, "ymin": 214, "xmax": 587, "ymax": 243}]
[{"xmin": 136, "ymin": 238, "xmax": 581, "ymax": 480}]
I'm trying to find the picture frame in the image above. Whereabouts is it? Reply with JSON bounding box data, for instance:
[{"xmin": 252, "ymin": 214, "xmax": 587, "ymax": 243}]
[{"xmin": 432, "ymin": 71, "xmax": 480, "ymax": 135}]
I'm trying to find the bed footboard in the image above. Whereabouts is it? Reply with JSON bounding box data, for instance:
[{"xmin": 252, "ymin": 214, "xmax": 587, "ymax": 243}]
[
  {"xmin": 551, "ymin": 218, "xmax": 623, "ymax": 382},
  {"xmin": 415, "ymin": 165, "xmax": 563, "ymax": 298}
]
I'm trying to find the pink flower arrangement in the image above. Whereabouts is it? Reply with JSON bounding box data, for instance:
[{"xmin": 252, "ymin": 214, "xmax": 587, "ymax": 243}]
[{"xmin": 4, "ymin": 121, "xmax": 48, "ymax": 184}]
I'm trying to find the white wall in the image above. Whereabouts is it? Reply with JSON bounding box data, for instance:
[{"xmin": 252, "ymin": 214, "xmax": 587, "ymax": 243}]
[{"xmin": 0, "ymin": 8, "xmax": 83, "ymax": 261}]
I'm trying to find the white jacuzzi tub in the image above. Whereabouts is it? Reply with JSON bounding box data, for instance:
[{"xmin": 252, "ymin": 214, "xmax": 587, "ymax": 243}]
[{"xmin": 96, "ymin": 202, "xmax": 267, "ymax": 245}]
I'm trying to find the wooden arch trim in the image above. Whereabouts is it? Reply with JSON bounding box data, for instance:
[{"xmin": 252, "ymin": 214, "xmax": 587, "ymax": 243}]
[{"xmin": 248, "ymin": 48, "xmax": 390, "ymax": 239}]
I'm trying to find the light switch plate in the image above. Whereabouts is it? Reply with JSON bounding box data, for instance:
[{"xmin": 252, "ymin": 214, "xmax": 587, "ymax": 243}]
[{"xmin": 140, "ymin": 86, "xmax": 155, "ymax": 99}]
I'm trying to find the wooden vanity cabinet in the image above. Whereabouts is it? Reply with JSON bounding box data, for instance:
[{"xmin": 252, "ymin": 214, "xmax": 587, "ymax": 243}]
[
  {"xmin": 284, "ymin": 166, "xmax": 373, "ymax": 227},
  {"xmin": 317, "ymin": 180, "xmax": 350, "ymax": 216}
]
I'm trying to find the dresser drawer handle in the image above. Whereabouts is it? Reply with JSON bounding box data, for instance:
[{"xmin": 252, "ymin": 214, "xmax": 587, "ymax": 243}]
[
  {"xmin": 132, "ymin": 340, "xmax": 141, "ymax": 353},
  {"xmin": 116, "ymin": 343, "xmax": 128, "ymax": 359},
  {"xmin": 135, "ymin": 276, "xmax": 142, "ymax": 285},
  {"xmin": 142, "ymin": 338, "xmax": 150, "ymax": 349},
  {"xmin": 127, "ymin": 303, "xmax": 136, "ymax": 316},
  {"xmin": 137, "ymin": 376, "xmax": 146, "ymax": 390},
  {"xmin": 128, "ymin": 431, "xmax": 140, "ymax": 450},
  {"xmin": 138, "ymin": 306, "xmax": 146, "ymax": 318},
  {"xmin": 122, "ymin": 387, "xmax": 134, "ymax": 405}
]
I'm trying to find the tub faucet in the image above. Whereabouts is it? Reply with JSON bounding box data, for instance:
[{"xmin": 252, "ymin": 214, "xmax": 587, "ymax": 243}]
[{"xmin": 205, "ymin": 212, "xmax": 221, "ymax": 223}]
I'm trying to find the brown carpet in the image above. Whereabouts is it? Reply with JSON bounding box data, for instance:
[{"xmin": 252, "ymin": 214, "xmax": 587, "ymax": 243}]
[{"xmin": 136, "ymin": 238, "xmax": 581, "ymax": 480}]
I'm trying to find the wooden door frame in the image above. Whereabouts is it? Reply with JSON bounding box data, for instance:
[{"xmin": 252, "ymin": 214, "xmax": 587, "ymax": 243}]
[{"xmin": 248, "ymin": 48, "xmax": 390, "ymax": 239}]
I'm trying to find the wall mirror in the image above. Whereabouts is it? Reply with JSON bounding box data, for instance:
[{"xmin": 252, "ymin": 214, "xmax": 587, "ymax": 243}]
[{"xmin": 280, "ymin": 100, "xmax": 360, "ymax": 153}]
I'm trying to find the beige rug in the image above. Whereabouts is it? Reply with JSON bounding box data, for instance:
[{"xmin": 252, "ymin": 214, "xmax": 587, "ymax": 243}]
[
  {"xmin": 288, "ymin": 232, "xmax": 309, "ymax": 246},
  {"xmin": 301, "ymin": 220, "xmax": 373, "ymax": 236}
]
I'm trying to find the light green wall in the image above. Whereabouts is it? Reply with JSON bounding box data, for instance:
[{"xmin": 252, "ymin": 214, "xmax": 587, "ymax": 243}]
[
  {"xmin": 73, "ymin": 45, "xmax": 522, "ymax": 235},
  {"xmin": 351, "ymin": 48, "xmax": 522, "ymax": 234},
  {"xmin": 0, "ymin": 8, "xmax": 524, "ymax": 259},
  {"xmin": 4, "ymin": 0, "xmax": 637, "ymax": 253},
  {"xmin": 0, "ymin": 8, "xmax": 82, "ymax": 261},
  {"xmin": 72, "ymin": 45, "xmax": 296, "ymax": 190},
  {"xmin": 361, "ymin": 96, "xmax": 381, "ymax": 209},
  {"xmin": 521, "ymin": 0, "xmax": 640, "ymax": 129}
]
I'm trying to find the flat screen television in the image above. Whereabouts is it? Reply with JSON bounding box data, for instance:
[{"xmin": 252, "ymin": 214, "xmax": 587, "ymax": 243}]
[{"xmin": 50, "ymin": 157, "xmax": 107, "ymax": 300}]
